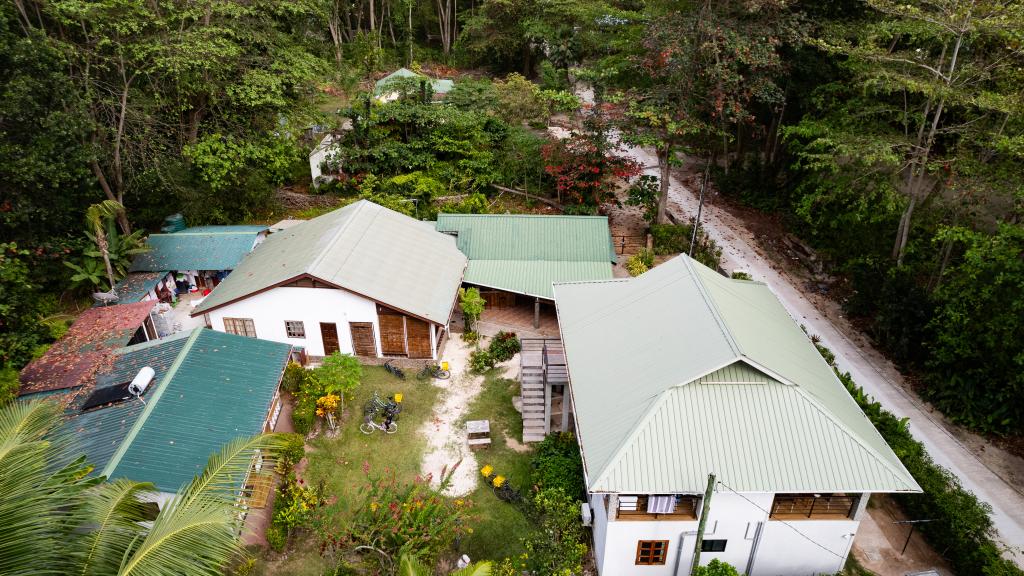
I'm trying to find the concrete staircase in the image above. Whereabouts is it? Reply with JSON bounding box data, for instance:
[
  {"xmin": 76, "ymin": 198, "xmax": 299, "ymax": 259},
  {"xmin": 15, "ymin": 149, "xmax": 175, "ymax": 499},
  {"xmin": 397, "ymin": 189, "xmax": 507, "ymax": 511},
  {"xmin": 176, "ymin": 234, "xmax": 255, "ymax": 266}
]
[{"xmin": 520, "ymin": 338, "xmax": 567, "ymax": 443}]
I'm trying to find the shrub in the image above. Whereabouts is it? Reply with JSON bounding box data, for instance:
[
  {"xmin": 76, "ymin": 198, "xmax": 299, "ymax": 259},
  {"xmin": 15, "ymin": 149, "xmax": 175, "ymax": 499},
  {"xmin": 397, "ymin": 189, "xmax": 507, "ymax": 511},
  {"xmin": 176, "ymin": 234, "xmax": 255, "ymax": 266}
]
[
  {"xmin": 281, "ymin": 362, "xmax": 305, "ymax": 394},
  {"xmin": 730, "ymin": 271, "xmax": 752, "ymax": 280},
  {"xmin": 0, "ymin": 366, "xmax": 19, "ymax": 407},
  {"xmin": 626, "ymin": 253, "xmax": 649, "ymax": 276},
  {"xmin": 694, "ymin": 559, "xmax": 741, "ymax": 576},
  {"xmin": 469, "ymin": 349, "xmax": 496, "ymax": 374},
  {"xmin": 626, "ymin": 175, "xmax": 660, "ymax": 224},
  {"xmin": 312, "ymin": 353, "xmax": 362, "ymax": 400},
  {"xmin": 531, "ymin": 432, "xmax": 585, "ymax": 499},
  {"xmin": 266, "ymin": 523, "xmax": 287, "ymax": 552},
  {"xmin": 459, "ymin": 287, "xmax": 486, "ymax": 331},
  {"xmin": 650, "ymin": 223, "xmax": 722, "ymax": 270},
  {"xmin": 488, "ymin": 331, "xmax": 521, "ymax": 362},
  {"xmin": 813, "ymin": 339, "xmax": 1024, "ymax": 576},
  {"xmin": 278, "ymin": 433, "xmax": 306, "ymax": 472},
  {"xmin": 461, "ymin": 330, "xmax": 480, "ymax": 346},
  {"xmin": 291, "ymin": 404, "xmax": 316, "ymax": 435},
  {"xmin": 521, "ymin": 488, "xmax": 588, "ymax": 576}
]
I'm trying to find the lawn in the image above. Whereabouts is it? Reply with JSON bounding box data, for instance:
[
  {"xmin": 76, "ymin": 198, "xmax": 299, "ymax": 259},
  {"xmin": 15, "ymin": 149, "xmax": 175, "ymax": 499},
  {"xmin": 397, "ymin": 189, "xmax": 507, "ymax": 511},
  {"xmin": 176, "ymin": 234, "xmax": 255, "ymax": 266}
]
[{"xmin": 459, "ymin": 370, "xmax": 537, "ymax": 562}]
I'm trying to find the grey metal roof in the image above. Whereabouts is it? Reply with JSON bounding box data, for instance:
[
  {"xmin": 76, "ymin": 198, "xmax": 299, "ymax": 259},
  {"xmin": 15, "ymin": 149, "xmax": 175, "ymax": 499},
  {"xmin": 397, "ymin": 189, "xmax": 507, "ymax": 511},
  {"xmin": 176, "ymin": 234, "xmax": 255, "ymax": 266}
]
[
  {"xmin": 553, "ymin": 255, "xmax": 920, "ymax": 494},
  {"xmin": 193, "ymin": 200, "xmax": 467, "ymax": 324}
]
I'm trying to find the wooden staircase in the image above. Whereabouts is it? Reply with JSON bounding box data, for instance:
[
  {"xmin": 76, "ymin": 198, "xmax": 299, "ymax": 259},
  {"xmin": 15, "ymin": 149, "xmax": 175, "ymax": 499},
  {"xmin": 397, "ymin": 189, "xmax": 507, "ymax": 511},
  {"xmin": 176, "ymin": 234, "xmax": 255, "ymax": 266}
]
[{"xmin": 520, "ymin": 338, "xmax": 567, "ymax": 443}]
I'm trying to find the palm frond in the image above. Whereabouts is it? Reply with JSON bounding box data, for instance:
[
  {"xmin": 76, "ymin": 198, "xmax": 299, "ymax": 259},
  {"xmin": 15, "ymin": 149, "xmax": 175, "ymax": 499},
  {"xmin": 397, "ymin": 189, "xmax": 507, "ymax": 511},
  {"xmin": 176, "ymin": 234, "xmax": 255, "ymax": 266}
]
[
  {"xmin": 177, "ymin": 434, "xmax": 285, "ymax": 508},
  {"xmin": 85, "ymin": 201, "xmax": 125, "ymax": 231},
  {"xmin": 69, "ymin": 479, "xmax": 156, "ymax": 576},
  {"xmin": 451, "ymin": 562, "xmax": 492, "ymax": 576}
]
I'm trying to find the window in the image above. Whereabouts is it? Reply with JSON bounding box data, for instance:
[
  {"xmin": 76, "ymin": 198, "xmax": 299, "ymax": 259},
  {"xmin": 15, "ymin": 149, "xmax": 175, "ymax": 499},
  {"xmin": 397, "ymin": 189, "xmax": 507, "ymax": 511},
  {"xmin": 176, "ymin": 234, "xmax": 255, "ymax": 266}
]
[
  {"xmin": 224, "ymin": 317, "xmax": 256, "ymax": 338},
  {"xmin": 635, "ymin": 540, "xmax": 669, "ymax": 565},
  {"xmin": 617, "ymin": 494, "xmax": 699, "ymax": 520},
  {"xmin": 285, "ymin": 320, "xmax": 306, "ymax": 338},
  {"xmin": 770, "ymin": 493, "xmax": 859, "ymax": 520},
  {"xmin": 701, "ymin": 539, "xmax": 727, "ymax": 553}
]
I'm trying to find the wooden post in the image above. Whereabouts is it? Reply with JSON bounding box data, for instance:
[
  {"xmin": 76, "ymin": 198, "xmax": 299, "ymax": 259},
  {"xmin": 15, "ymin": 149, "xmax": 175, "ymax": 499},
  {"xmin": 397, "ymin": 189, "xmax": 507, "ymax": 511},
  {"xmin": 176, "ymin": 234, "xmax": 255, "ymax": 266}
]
[
  {"xmin": 560, "ymin": 385, "xmax": 570, "ymax": 432},
  {"xmin": 690, "ymin": 473, "xmax": 716, "ymax": 575},
  {"xmin": 534, "ymin": 297, "xmax": 540, "ymax": 329}
]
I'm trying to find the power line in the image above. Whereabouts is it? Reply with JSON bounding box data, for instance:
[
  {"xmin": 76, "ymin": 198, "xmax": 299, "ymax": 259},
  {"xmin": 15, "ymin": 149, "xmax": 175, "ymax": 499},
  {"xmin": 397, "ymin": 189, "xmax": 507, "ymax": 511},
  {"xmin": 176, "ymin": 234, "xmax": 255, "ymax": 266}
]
[{"xmin": 716, "ymin": 478, "xmax": 850, "ymax": 560}]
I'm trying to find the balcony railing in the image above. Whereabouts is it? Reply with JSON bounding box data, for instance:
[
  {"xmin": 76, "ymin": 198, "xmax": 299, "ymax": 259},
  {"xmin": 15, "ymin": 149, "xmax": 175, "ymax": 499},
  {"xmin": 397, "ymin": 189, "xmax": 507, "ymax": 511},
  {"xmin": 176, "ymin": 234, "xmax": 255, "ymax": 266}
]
[
  {"xmin": 769, "ymin": 494, "xmax": 859, "ymax": 520},
  {"xmin": 617, "ymin": 495, "xmax": 699, "ymax": 521}
]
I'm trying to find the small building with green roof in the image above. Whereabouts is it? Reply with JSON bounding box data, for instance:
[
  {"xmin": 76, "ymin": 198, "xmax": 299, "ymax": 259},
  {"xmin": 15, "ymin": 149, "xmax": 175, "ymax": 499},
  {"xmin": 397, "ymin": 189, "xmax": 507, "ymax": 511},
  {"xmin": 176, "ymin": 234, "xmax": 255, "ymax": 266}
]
[
  {"xmin": 59, "ymin": 328, "xmax": 291, "ymax": 501},
  {"xmin": 374, "ymin": 68, "xmax": 454, "ymax": 102}
]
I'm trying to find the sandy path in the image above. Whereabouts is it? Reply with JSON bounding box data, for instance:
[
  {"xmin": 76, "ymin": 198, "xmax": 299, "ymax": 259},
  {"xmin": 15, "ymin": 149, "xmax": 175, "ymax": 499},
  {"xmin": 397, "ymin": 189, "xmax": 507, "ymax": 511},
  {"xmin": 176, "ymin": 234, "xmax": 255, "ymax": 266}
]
[
  {"xmin": 573, "ymin": 86, "xmax": 1024, "ymax": 562},
  {"xmin": 419, "ymin": 337, "xmax": 485, "ymax": 496}
]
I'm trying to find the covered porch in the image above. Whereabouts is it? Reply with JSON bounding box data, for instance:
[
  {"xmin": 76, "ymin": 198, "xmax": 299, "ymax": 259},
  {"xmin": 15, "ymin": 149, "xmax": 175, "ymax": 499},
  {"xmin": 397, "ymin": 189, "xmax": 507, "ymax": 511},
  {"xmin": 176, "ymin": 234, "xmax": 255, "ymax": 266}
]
[{"xmin": 474, "ymin": 289, "xmax": 560, "ymax": 338}]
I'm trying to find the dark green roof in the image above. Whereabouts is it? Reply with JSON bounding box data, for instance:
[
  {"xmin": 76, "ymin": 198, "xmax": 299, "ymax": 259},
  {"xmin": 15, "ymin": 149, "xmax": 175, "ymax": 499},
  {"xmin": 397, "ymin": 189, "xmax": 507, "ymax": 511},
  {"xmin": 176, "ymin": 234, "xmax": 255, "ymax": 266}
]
[
  {"xmin": 109, "ymin": 271, "xmax": 168, "ymax": 304},
  {"xmin": 130, "ymin": 228, "xmax": 263, "ymax": 272},
  {"xmin": 179, "ymin": 225, "xmax": 268, "ymax": 234},
  {"xmin": 101, "ymin": 329, "xmax": 290, "ymax": 492},
  {"xmin": 435, "ymin": 214, "xmax": 616, "ymax": 299}
]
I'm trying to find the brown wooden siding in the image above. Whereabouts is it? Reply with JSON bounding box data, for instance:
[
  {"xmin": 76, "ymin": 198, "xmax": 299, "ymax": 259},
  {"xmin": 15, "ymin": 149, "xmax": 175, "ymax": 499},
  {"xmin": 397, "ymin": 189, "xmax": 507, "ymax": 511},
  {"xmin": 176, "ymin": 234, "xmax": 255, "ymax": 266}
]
[
  {"xmin": 349, "ymin": 322, "xmax": 377, "ymax": 356},
  {"xmin": 406, "ymin": 318, "xmax": 432, "ymax": 359},
  {"xmin": 378, "ymin": 311, "xmax": 407, "ymax": 356},
  {"xmin": 320, "ymin": 322, "xmax": 340, "ymax": 355}
]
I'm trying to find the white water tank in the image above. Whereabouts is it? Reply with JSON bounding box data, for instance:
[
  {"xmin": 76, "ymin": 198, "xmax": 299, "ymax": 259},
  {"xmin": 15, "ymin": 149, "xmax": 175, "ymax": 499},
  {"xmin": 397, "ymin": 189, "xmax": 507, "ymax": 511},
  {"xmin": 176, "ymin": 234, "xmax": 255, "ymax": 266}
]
[{"xmin": 128, "ymin": 366, "xmax": 155, "ymax": 397}]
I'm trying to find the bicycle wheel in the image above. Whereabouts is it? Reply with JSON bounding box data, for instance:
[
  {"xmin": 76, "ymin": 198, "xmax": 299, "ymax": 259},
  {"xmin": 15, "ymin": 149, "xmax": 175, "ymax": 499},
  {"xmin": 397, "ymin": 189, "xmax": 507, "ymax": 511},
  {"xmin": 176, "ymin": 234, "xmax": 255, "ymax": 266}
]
[
  {"xmin": 385, "ymin": 421, "xmax": 398, "ymax": 434},
  {"xmin": 436, "ymin": 369, "xmax": 451, "ymax": 380},
  {"xmin": 359, "ymin": 422, "xmax": 375, "ymax": 434}
]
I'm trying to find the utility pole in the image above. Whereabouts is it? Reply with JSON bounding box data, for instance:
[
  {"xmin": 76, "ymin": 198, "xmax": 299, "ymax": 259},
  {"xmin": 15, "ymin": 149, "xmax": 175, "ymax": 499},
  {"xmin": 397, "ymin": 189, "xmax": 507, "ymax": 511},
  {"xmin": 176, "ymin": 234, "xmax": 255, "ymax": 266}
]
[
  {"xmin": 690, "ymin": 473, "xmax": 716, "ymax": 575},
  {"xmin": 689, "ymin": 163, "xmax": 710, "ymax": 258}
]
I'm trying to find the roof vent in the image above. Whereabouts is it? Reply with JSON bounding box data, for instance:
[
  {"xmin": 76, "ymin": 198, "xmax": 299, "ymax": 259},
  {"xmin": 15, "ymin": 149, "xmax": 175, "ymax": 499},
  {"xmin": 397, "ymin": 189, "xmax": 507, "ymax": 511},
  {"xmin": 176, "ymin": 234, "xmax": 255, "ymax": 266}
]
[{"xmin": 128, "ymin": 366, "xmax": 155, "ymax": 398}]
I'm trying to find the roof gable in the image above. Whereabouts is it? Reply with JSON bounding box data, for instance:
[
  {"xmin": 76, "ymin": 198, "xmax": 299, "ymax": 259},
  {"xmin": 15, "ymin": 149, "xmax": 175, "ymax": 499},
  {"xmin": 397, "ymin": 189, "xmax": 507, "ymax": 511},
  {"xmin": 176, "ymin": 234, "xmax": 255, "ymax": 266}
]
[
  {"xmin": 193, "ymin": 200, "xmax": 467, "ymax": 323},
  {"xmin": 555, "ymin": 255, "xmax": 920, "ymax": 494}
]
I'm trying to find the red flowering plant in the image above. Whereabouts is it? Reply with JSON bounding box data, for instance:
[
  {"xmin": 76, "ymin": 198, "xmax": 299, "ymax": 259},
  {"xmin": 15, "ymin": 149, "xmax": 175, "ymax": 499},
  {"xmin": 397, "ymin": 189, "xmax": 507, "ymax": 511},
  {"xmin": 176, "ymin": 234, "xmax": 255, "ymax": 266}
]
[
  {"xmin": 541, "ymin": 121, "xmax": 640, "ymax": 208},
  {"xmin": 340, "ymin": 462, "xmax": 474, "ymax": 564}
]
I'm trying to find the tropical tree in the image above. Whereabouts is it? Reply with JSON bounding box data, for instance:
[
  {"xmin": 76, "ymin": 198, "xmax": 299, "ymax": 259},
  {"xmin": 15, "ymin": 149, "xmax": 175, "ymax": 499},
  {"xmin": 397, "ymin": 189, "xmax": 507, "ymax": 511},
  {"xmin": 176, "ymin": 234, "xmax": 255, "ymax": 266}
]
[
  {"xmin": 0, "ymin": 398, "xmax": 284, "ymax": 576},
  {"xmin": 83, "ymin": 200, "xmax": 127, "ymax": 293}
]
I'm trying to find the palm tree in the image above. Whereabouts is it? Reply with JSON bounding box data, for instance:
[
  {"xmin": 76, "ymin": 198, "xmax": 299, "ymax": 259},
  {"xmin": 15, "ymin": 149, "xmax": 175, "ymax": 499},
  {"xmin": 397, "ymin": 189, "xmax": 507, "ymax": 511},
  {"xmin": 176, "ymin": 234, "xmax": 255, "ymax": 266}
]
[
  {"xmin": 0, "ymin": 399, "xmax": 284, "ymax": 576},
  {"xmin": 398, "ymin": 553, "xmax": 492, "ymax": 576},
  {"xmin": 85, "ymin": 200, "xmax": 127, "ymax": 293}
]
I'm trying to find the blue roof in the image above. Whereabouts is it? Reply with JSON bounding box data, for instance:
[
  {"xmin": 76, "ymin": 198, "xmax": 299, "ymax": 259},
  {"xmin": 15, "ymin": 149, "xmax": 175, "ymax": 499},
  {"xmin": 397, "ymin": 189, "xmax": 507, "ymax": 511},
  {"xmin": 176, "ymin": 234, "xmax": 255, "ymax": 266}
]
[
  {"xmin": 179, "ymin": 225, "xmax": 268, "ymax": 234},
  {"xmin": 109, "ymin": 272, "xmax": 168, "ymax": 303}
]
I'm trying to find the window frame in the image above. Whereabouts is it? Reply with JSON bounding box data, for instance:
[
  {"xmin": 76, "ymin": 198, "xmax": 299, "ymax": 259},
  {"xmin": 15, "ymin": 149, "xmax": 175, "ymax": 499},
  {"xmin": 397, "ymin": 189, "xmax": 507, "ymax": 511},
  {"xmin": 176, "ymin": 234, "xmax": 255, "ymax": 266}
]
[
  {"xmin": 284, "ymin": 320, "xmax": 306, "ymax": 339},
  {"xmin": 770, "ymin": 493, "xmax": 859, "ymax": 520},
  {"xmin": 635, "ymin": 539, "xmax": 669, "ymax": 566},
  {"xmin": 700, "ymin": 539, "xmax": 727, "ymax": 553},
  {"xmin": 223, "ymin": 317, "xmax": 257, "ymax": 338},
  {"xmin": 617, "ymin": 494, "xmax": 700, "ymax": 521}
]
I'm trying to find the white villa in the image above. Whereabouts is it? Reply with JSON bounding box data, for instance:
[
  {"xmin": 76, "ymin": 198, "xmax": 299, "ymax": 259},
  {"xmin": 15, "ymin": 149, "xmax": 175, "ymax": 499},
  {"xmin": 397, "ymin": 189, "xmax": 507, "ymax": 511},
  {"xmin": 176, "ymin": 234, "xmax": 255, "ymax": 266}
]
[
  {"xmin": 192, "ymin": 200, "xmax": 467, "ymax": 360},
  {"xmin": 553, "ymin": 255, "xmax": 921, "ymax": 576}
]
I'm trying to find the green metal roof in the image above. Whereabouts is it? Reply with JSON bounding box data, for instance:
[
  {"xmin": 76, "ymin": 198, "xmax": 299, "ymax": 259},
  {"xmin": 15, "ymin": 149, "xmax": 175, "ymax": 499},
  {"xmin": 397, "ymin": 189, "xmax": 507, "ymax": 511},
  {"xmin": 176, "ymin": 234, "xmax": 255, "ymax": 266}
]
[
  {"xmin": 102, "ymin": 328, "xmax": 290, "ymax": 492},
  {"xmin": 179, "ymin": 225, "xmax": 268, "ymax": 234},
  {"xmin": 436, "ymin": 214, "xmax": 615, "ymax": 300},
  {"xmin": 109, "ymin": 271, "xmax": 168, "ymax": 303},
  {"xmin": 374, "ymin": 68, "xmax": 454, "ymax": 95},
  {"xmin": 194, "ymin": 200, "xmax": 467, "ymax": 324},
  {"xmin": 553, "ymin": 255, "xmax": 920, "ymax": 494},
  {"xmin": 129, "ymin": 229, "xmax": 263, "ymax": 272}
]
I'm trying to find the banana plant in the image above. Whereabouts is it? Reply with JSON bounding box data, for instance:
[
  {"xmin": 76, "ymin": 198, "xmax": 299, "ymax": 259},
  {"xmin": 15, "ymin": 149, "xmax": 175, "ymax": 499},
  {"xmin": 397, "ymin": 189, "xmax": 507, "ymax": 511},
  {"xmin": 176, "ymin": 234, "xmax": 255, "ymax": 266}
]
[
  {"xmin": 65, "ymin": 258, "xmax": 107, "ymax": 289},
  {"xmin": 84, "ymin": 200, "xmax": 127, "ymax": 292}
]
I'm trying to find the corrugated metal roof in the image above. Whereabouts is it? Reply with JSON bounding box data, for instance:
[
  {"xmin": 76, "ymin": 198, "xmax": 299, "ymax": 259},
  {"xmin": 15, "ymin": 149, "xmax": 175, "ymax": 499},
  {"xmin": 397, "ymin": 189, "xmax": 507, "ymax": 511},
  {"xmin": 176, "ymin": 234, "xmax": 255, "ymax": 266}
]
[
  {"xmin": 375, "ymin": 68, "xmax": 453, "ymax": 95},
  {"xmin": 19, "ymin": 301, "xmax": 157, "ymax": 394},
  {"xmin": 436, "ymin": 214, "xmax": 616, "ymax": 299},
  {"xmin": 194, "ymin": 200, "xmax": 467, "ymax": 324},
  {"xmin": 178, "ymin": 225, "xmax": 268, "ymax": 234},
  {"xmin": 129, "ymin": 229, "xmax": 262, "ymax": 272},
  {"xmin": 554, "ymin": 255, "xmax": 919, "ymax": 494},
  {"xmin": 104, "ymin": 328, "xmax": 290, "ymax": 492},
  {"xmin": 109, "ymin": 271, "xmax": 168, "ymax": 303}
]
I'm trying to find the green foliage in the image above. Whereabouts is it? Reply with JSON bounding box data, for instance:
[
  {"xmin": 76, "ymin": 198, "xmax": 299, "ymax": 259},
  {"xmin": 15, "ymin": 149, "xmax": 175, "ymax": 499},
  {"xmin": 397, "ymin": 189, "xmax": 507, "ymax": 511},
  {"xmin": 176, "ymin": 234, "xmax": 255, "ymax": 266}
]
[
  {"xmin": 530, "ymin": 433, "xmax": 585, "ymax": 500},
  {"xmin": 0, "ymin": 367, "xmax": 19, "ymax": 407},
  {"xmin": 694, "ymin": 559, "xmax": 741, "ymax": 576},
  {"xmin": 469, "ymin": 349, "xmax": 497, "ymax": 374},
  {"xmin": 487, "ymin": 331, "xmax": 521, "ymax": 363},
  {"xmin": 730, "ymin": 271, "xmax": 752, "ymax": 281},
  {"xmin": 626, "ymin": 175, "xmax": 661, "ymax": 224},
  {"xmin": 461, "ymin": 330, "xmax": 481, "ymax": 346},
  {"xmin": 281, "ymin": 362, "xmax": 306, "ymax": 394},
  {"xmin": 924, "ymin": 225, "xmax": 1024, "ymax": 434},
  {"xmin": 459, "ymin": 287, "xmax": 486, "ymax": 331},
  {"xmin": 312, "ymin": 353, "xmax": 363, "ymax": 401},
  {"xmin": 520, "ymin": 488, "xmax": 588, "ymax": 576},
  {"xmin": 650, "ymin": 224, "xmax": 722, "ymax": 269},
  {"xmin": 0, "ymin": 244, "xmax": 51, "ymax": 370},
  {"xmin": 626, "ymin": 253, "xmax": 650, "ymax": 276},
  {"xmin": 278, "ymin": 433, "xmax": 307, "ymax": 473},
  {"xmin": 813, "ymin": 341, "xmax": 1024, "ymax": 576},
  {"xmin": 398, "ymin": 553, "xmax": 493, "ymax": 575},
  {"xmin": 343, "ymin": 466, "xmax": 474, "ymax": 564}
]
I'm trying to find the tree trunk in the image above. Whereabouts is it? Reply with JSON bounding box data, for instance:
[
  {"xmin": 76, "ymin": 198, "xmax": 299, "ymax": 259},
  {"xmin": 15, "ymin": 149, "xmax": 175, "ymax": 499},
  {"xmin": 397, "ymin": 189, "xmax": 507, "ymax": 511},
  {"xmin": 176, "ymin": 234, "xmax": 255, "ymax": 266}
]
[
  {"xmin": 655, "ymin": 145, "xmax": 672, "ymax": 224},
  {"xmin": 96, "ymin": 227, "xmax": 116, "ymax": 292}
]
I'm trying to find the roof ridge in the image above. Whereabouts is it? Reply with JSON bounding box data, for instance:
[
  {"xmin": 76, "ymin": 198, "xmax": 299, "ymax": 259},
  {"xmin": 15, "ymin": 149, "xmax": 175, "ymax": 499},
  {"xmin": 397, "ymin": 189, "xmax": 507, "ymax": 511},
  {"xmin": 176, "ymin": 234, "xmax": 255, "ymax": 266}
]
[
  {"xmin": 99, "ymin": 327, "xmax": 204, "ymax": 480},
  {"xmin": 683, "ymin": 256, "xmax": 741, "ymax": 357},
  {"xmin": 437, "ymin": 213, "xmax": 608, "ymax": 220}
]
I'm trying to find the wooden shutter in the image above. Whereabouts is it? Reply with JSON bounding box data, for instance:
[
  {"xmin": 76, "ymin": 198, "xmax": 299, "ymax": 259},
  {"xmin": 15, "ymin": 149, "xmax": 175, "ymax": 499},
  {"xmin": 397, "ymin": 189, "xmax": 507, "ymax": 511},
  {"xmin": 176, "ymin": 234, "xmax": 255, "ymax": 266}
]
[
  {"xmin": 320, "ymin": 322, "xmax": 340, "ymax": 355},
  {"xmin": 406, "ymin": 318, "xmax": 432, "ymax": 359},
  {"xmin": 378, "ymin": 314, "xmax": 407, "ymax": 356},
  {"xmin": 349, "ymin": 322, "xmax": 377, "ymax": 356}
]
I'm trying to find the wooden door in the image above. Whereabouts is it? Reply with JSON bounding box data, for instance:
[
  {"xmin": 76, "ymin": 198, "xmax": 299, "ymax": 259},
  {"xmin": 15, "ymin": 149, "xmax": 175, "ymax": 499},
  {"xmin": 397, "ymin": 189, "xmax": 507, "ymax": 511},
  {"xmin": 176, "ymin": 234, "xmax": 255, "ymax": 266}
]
[
  {"xmin": 349, "ymin": 322, "xmax": 377, "ymax": 356},
  {"xmin": 320, "ymin": 322, "xmax": 340, "ymax": 356},
  {"xmin": 378, "ymin": 313, "xmax": 407, "ymax": 356},
  {"xmin": 481, "ymin": 290, "xmax": 516, "ymax": 309},
  {"xmin": 406, "ymin": 318, "xmax": 432, "ymax": 359}
]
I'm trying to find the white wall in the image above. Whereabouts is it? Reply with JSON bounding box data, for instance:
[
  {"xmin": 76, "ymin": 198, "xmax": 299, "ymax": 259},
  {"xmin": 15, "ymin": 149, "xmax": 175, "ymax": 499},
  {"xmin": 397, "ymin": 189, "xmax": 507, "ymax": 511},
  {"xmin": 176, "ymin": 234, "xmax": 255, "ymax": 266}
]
[
  {"xmin": 206, "ymin": 286, "xmax": 381, "ymax": 357},
  {"xmin": 591, "ymin": 490, "xmax": 861, "ymax": 576}
]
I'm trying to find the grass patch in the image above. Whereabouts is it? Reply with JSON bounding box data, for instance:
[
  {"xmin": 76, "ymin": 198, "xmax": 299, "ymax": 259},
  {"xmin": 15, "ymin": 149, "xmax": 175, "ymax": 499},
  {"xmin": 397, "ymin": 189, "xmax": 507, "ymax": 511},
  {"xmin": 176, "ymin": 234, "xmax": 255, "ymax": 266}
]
[
  {"xmin": 459, "ymin": 369, "xmax": 536, "ymax": 562},
  {"xmin": 303, "ymin": 365, "xmax": 441, "ymax": 516}
]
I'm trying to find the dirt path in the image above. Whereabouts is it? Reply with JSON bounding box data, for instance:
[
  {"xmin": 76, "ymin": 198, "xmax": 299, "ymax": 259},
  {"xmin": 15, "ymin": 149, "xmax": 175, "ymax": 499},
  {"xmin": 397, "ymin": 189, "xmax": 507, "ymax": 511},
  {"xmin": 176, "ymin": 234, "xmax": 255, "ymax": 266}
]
[
  {"xmin": 574, "ymin": 86, "xmax": 1024, "ymax": 562},
  {"xmin": 419, "ymin": 337, "xmax": 485, "ymax": 496}
]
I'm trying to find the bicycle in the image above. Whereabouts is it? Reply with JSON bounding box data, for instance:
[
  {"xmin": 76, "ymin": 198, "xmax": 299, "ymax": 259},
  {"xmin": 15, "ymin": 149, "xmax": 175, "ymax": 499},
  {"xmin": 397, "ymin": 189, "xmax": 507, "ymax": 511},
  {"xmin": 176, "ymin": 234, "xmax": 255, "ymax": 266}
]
[
  {"xmin": 417, "ymin": 362, "xmax": 451, "ymax": 380},
  {"xmin": 384, "ymin": 360, "xmax": 405, "ymax": 380},
  {"xmin": 480, "ymin": 465, "xmax": 522, "ymax": 503},
  {"xmin": 359, "ymin": 411, "xmax": 398, "ymax": 434},
  {"xmin": 363, "ymin": 391, "xmax": 402, "ymax": 418}
]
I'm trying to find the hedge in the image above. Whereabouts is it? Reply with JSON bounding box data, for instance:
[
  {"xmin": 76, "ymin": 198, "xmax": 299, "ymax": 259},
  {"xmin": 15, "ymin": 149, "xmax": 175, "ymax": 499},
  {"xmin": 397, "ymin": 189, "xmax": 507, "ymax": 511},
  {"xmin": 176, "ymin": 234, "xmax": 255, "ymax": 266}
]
[{"xmin": 812, "ymin": 337, "xmax": 1022, "ymax": 576}]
